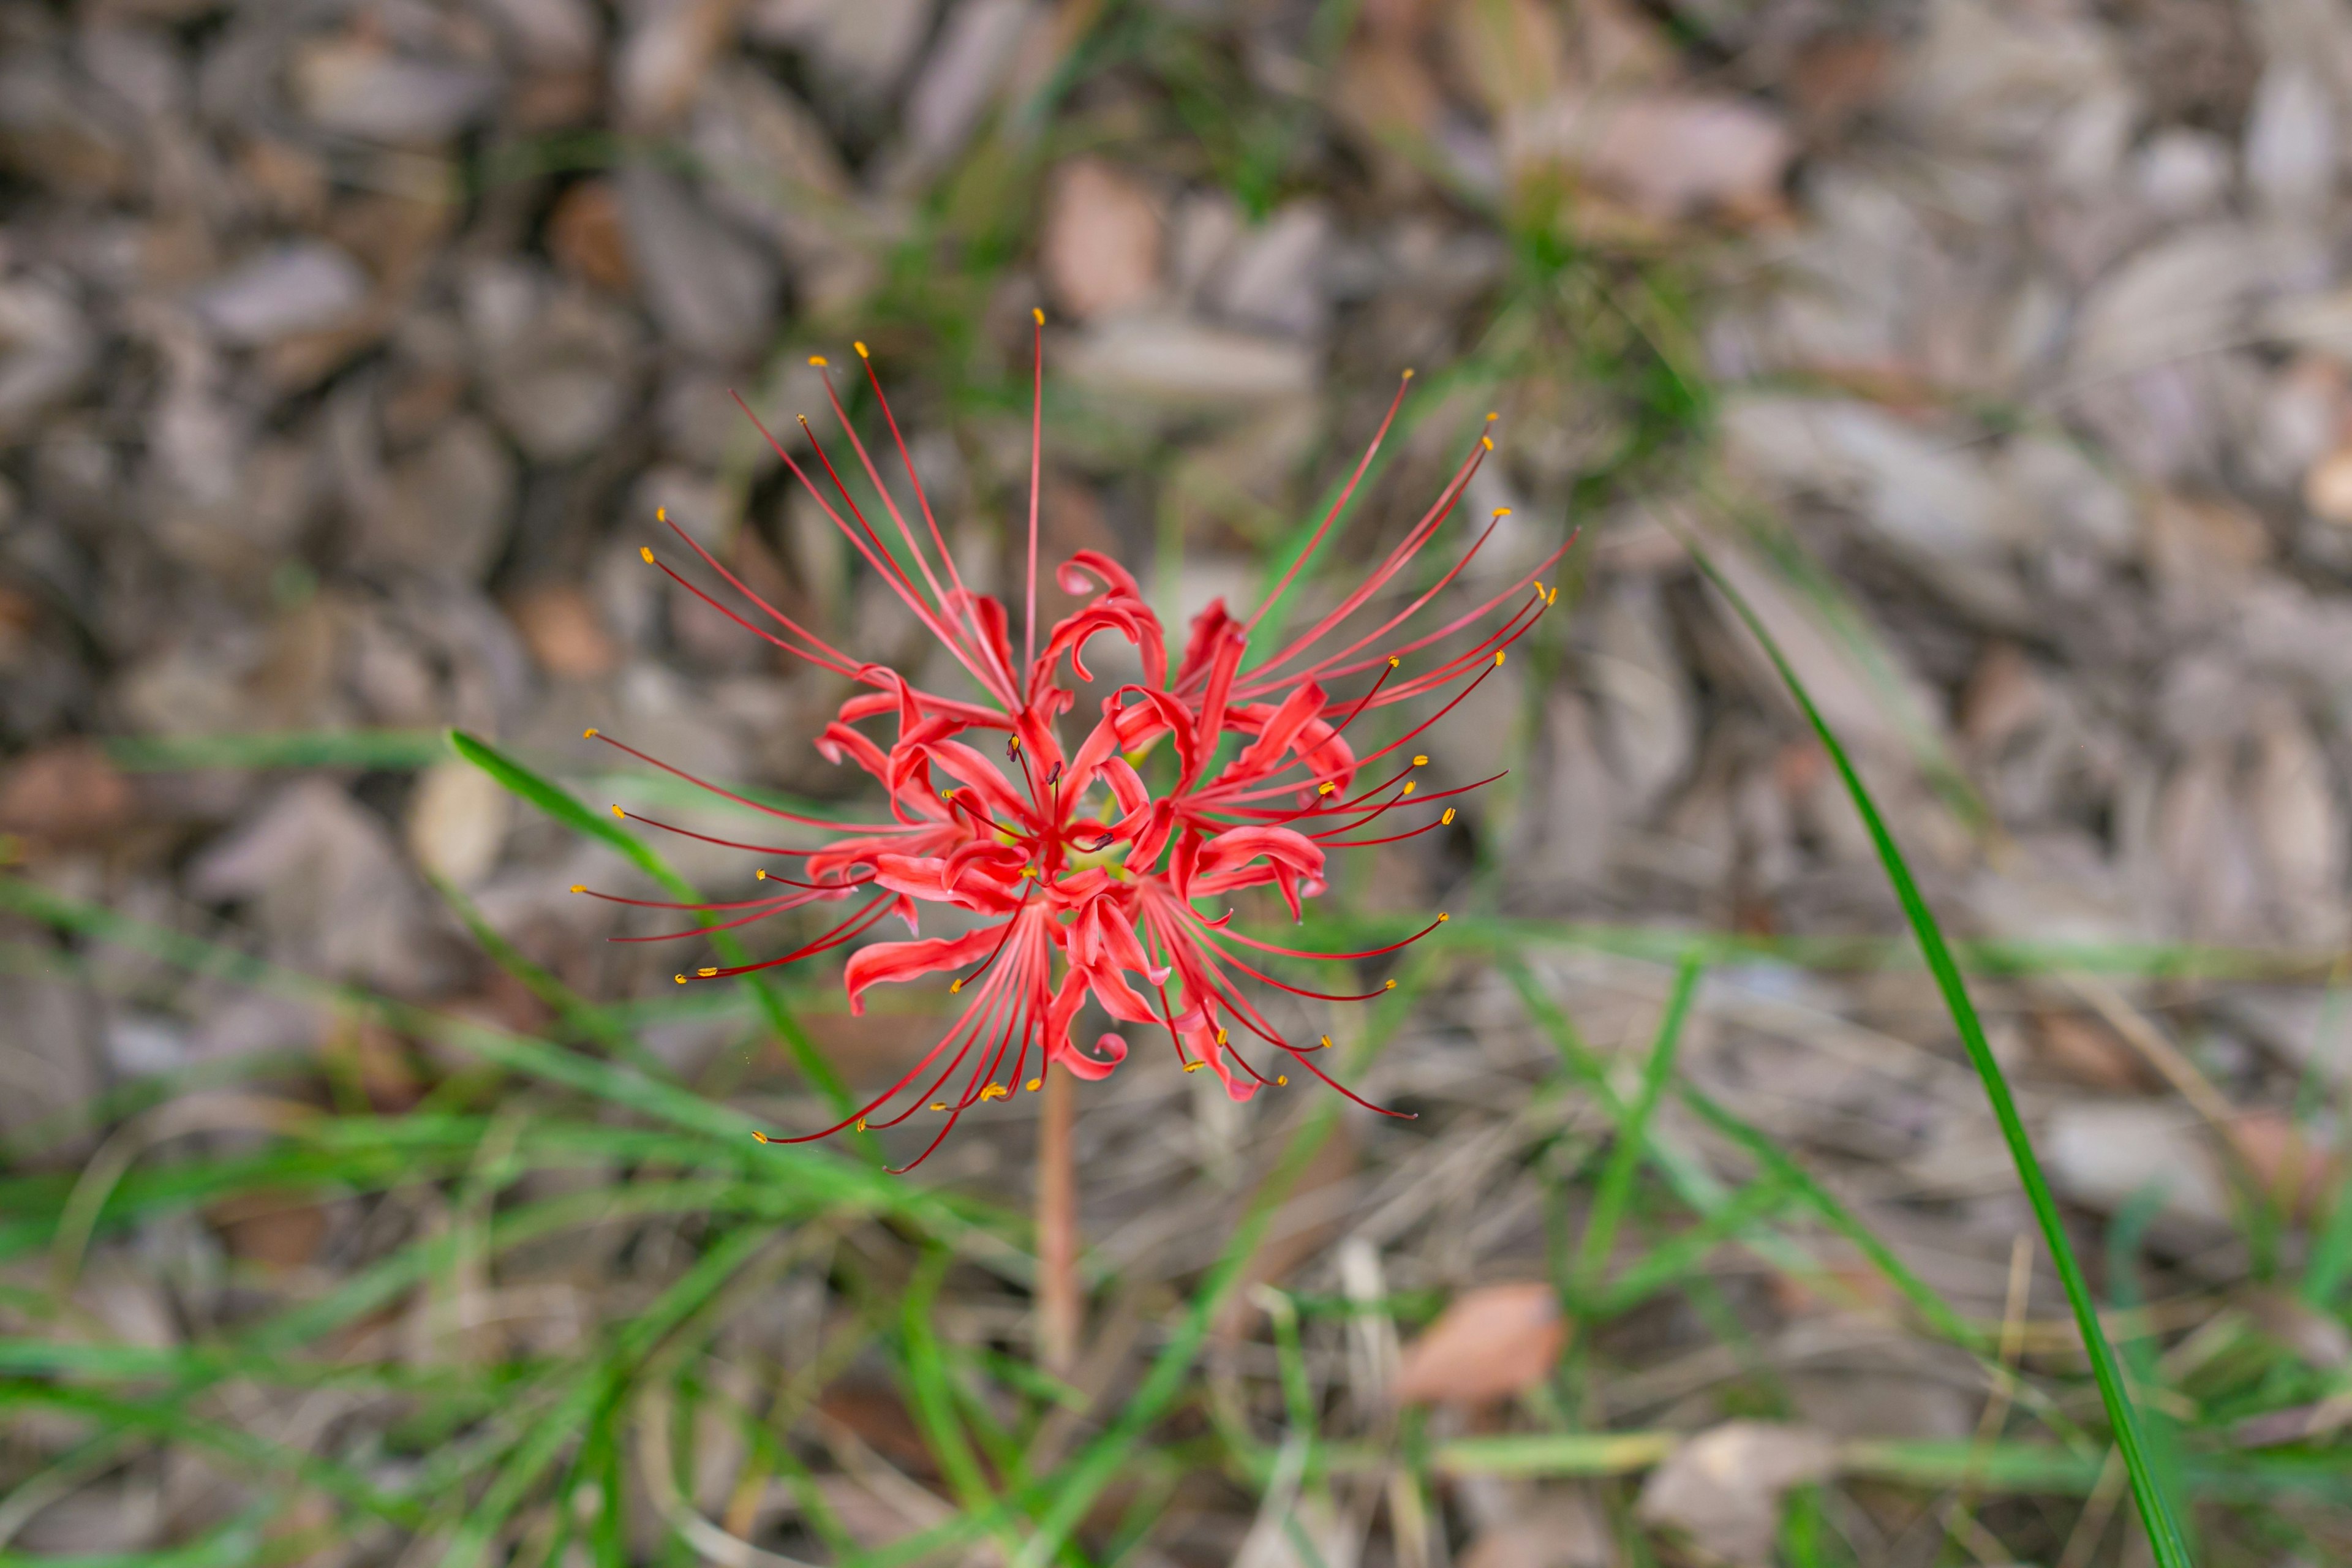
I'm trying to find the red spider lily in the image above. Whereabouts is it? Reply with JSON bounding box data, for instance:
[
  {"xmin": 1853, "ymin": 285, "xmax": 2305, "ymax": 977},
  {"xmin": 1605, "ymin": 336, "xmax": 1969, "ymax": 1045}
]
[{"xmin": 578, "ymin": 315, "xmax": 1572, "ymax": 1170}]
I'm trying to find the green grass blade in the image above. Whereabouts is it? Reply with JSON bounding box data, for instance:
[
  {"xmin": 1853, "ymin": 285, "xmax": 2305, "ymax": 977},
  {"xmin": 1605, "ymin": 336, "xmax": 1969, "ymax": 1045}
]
[
  {"xmin": 445, "ymin": 729, "xmax": 868, "ymax": 1145},
  {"xmin": 1573, "ymin": 951, "xmax": 1703, "ymax": 1295},
  {"xmin": 1686, "ymin": 540, "xmax": 2195, "ymax": 1568}
]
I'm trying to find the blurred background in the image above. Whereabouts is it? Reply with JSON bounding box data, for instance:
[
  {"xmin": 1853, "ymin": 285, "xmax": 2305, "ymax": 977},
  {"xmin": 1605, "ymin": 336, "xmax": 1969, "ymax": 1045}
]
[{"xmin": 6, "ymin": 0, "xmax": 2352, "ymax": 1564}]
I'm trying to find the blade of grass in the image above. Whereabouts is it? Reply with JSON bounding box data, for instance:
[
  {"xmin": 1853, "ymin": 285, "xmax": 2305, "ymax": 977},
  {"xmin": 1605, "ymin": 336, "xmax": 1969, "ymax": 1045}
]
[
  {"xmin": 1686, "ymin": 537, "xmax": 2194, "ymax": 1568},
  {"xmin": 1572, "ymin": 952, "xmax": 1703, "ymax": 1297},
  {"xmin": 447, "ymin": 729, "xmax": 869, "ymax": 1151}
]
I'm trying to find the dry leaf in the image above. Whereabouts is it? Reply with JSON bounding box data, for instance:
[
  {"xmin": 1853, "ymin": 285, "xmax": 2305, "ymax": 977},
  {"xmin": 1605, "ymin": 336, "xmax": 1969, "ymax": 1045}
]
[
  {"xmin": 1460, "ymin": 1492, "xmax": 1613, "ymax": 1568},
  {"xmin": 1041, "ymin": 159, "xmax": 1163, "ymax": 321},
  {"xmin": 1635, "ymin": 1421, "xmax": 1834, "ymax": 1566},
  {"xmin": 0, "ymin": 740, "xmax": 134, "ymax": 846},
  {"xmin": 507, "ymin": 582, "xmax": 618, "ymax": 678},
  {"xmin": 546, "ymin": 179, "xmax": 636, "ymax": 293},
  {"xmin": 208, "ymin": 1191, "xmax": 328, "ymax": 1270},
  {"xmin": 2031, "ymin": 1011, "xmax": 2150, "ymax": 1091},
  {"xmin": 1394, "ymin": 1282, "xmax": 1567, "ymax": 1406}
]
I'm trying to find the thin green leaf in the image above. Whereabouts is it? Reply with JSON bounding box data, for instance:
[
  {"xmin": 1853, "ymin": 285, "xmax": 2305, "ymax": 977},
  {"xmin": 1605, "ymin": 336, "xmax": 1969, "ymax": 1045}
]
[
  {"xmin": 1573, "ymin": 951, "xmax": 1703, "ymax": 1295},
  {"xmin": 1686, "ymin": 537, "xmax": 2195, "ymax": 1568}
]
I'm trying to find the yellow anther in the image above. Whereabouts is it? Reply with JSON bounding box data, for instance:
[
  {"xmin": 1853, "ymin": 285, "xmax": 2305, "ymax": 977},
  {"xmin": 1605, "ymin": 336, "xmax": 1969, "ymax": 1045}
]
[
  {"xmin": 755, "ymin": 868, "xmax": 767, "ymax": 880},
  {"xmin": 752, "ymin": 1130, "xmax": 769, "ymax": 1143},
  {"xmin": 674, "ymin": 974, "xmax": 687, "ymax": 984},
  {"xmin": 584, "ymin": 727, "xmax": 598, "ymax": 739},
  {"xmin": 853, "ymin": 341, "xmax": 869, "ymax": 358},
  {"xmin": 1534, "ymin": 579, "xmax": 1545, "ymax": 596},
  {"xmin": 1183, "ymin": 1062, "xmax": 1203, "ymax": 1072},
  {"xmin": 1385, "ymin": 978, "xmax": 1397, "ymax": 990},
  {"xmin": 949, "ymin": 979, "xmax": 963, "ymax": 994},
  {"xmin": 930, "ymin": 1102, "xmax": 948, "ymax": 1112},
  {"xmin": 1481, "ymin": 435, "xmax": 1493, "ymax": 451},
  {"xmin": 570, "ymin": 883, "xmax": 585, "ymax": 894},
  {"xmin": 1493, "ymin": 507, "xmax": 1511, "ymax": 518},
  {"xmin": 1388, "ymin": 655, "xmax": 1400, "ymax": 668},
  {"xmin": 1548, "ymin": 587, "xmax": 1559, "ymax": 606},
  {"xmin": 1215, "ymin": 1027, "xmax": 1228, "ymax": 1044},
  {"xmin": 1412, "ymin": 755, "xmax": 1429, "ymax": 767},
  {"xmin": 1033, "ymin": 306, "xmax": 1045, "ymax": 325},
  {"xmin": 1442, "ymin": 807, "xmax": 1457, "ymax": 825},
  {"xmin": 1494, "ymin": 650, "xmax": 1506, "ymax": 666},
  {"xmin": 1402, "ymin": 781, "xmax": 1415, "ymax": 795},
  {"xmin": 1317, "ymin": 781, "xmax": 1336, "ymax": 795},
  {"xmin": 981, "ymin": 1084, "xmax": 1007, "ymax": 1101},
  {"xmin": 611, "ymin": 804, "xmax": 625, "ymax": 818},
  {"xmin": 1485, "ymin": 411, "xmax": 1499, "ymax": 421},
  {"xmin": 1276, "ymin": 1074, "xmax": 1289, "ymax": 1085},
  {"xmin": 1319, "ymin": 1035, "xmax": 1332, "ymax": 1049},
  {"xmin": 854, "ymin": 1117, "xmax": 867, "ymax": 1131},
  {"xmin": 809, "ymin": 355, "xmax": 827, "ymax": 367},
  {"xmin": 1402, "ymin": 368, "xmax": 1414, "ymax": 380},
  {"xmin": 1438, "ymin": 911, "xmax": 1450, "ymax": 922},
  {"xmin": 1009, "ymin": 734, "xmax": 1022, "ymax": 750},
  {"xmin": 1022, "ymin": 866, "xmax": 1041, "ymax": 878},
  {"xmin": 657, "ymin": 507, "xmax": 668, "ymax": 522},
  {"xmin": 639, "ymin": 546, "xmax": 654, "ymax": 564},
  {"xmin": 698, "ymin": 967, "xmax": 717, "ymax": 978},
  {"xmin": 1026, "ymin": 1077, "xmax": 1042, "ymax": 1092}
]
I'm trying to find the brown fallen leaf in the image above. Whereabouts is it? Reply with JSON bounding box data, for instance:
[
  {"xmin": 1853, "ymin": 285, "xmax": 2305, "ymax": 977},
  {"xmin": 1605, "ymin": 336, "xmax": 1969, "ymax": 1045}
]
[
  {"xmin": 1041, "ymin": 159, "xmax": 1163, "ymax": 321},
  {"xmin": 207, "ymin": 1191, "xmax": 328, "ymax": 1270},
  {"xmin": 0, "ymin": 740, "xmax": 135, "ymax": 846},
  {"xmin": 1394, "ymin": 1281, "xmax": 1567, "ymax": 1406},
  {"xmin": 1459, "ymin": 1491, "xmax": 1613, "ymax": 1568},
  {"xmin": 2031, "ymin": 1011, "xmax": 2152, "ymax": 1091},
  {"xmin": 546, "ymin": 178, "xmax": 636, "ymax": 294},
  {"xmin": 507, "ymin": 582, "xmax": 619, "ymax": 679},
  {"xmin": 1635, "ymin": 1420, "xmax": 1834, "ymax": 1566}
]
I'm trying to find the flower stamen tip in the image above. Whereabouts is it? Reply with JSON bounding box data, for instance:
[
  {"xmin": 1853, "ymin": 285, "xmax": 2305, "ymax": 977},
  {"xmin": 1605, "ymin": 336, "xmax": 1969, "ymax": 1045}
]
[
  {"xmin": 1401, "ymin": 367, "xmax": 1414, "ymax": 380},
  {"xmin": 697, "ymin": 967, "xmax": 717, "ymax": 978},
  {"xmin": 583, "ymin": 727, "xmax": 598, "ymax": 739},
  {"xmin": 611, "ymin": 804, "xmax": 625, "ymax": 818},
  {"xmin": 1401, "ymin": 781, "xmax": 1415, "ymax": 794},
  {"xmin": 1481, "ymin": 435, "xmax": 1494, "ymax": 451},
  {"xmin": 1412, "ymin": 754, "xmax": 1429, "ymax": 766},
  {"xmin": 1384, "ymin": 978, "xmax": 1397, "ymax": 990},
  {"xmin": 1026, "ymin": 1077, "xmax": 1042, "ymax": 1092},
  {"xmin": 1032, "ymin": 306, "xmax": 1046, "ymax": 325},
  {"xmin": 1182, "ymin": 1062, "xmax": 1202, "ymax": 1072},
  {"xmin": 809, "ymin": 355, "xmax": 827, "ymax": 367},
  {"xmin": 674, "ymin": 974, "xmax": 687, "ymax": 984},
  {"xmin": 1494, "ymin": 650, "xmax": 1506, "ymax": 666},
  {"xmin": 949, "ymin": 978, "xmax": 963, "ymax": 993},
  {"xmin": 1442, "ymin": 807, "xmax": 1457, "ymax": 825},
  {"xmin": 1317, "ymin": 781, "xmax": 1336, "ymax": 795},
  {"xmin": 929, "ymin": 1102, "xmax": 948, "ymax": 1112},
  {"xmin": 1485, "ymin": 410, "xmax": 1500, "ymax": 421},
  {"xmin": 570, "ymin": 884, "xmax": 585, "ymax": 894},
  {"xmin": 751, "ymin": 1130, "xmax": 769, "ymax": 1143},
  {"xmin": 639, "ymin": 546, "xmax": 654, "ymax": 564},
  {"xmin": 1277, "ymin": 1074, "xmax": 1289, "ymax": 1085},
  {"xmin": 1438, "ymin": 911, "xmax": 1450, "ymax": 922},
  {"xmin": 853, "ymin": 341, "xmax": 869, "ymax": 358}
]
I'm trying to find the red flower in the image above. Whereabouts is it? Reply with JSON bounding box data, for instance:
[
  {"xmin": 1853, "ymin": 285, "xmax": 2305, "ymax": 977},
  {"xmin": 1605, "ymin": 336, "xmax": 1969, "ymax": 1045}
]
[{"xmin": 578, "ymin": 317, "xmax": 1570, "ymax": 1170}]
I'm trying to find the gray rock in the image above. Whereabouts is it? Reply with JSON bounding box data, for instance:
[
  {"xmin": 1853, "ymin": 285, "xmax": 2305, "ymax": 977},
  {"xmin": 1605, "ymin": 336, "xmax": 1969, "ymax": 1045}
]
[
  {"xmin": 0, "ymin": 279, "xmax": 94, "ymax": 435},
  {"xmin": 189, "ymin": 243, "xmax": 371, "ymax": 345},
  {"xmin": 353, "ymin": 416, "xmax": 518, "ymax": 581},
  {"xmin": 288, "ymin": 36, "xmax": 500, "ymax": 145},
  {"xmin": 617, "ymin": 159, "xmax": 779, "ymax": 361}
]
